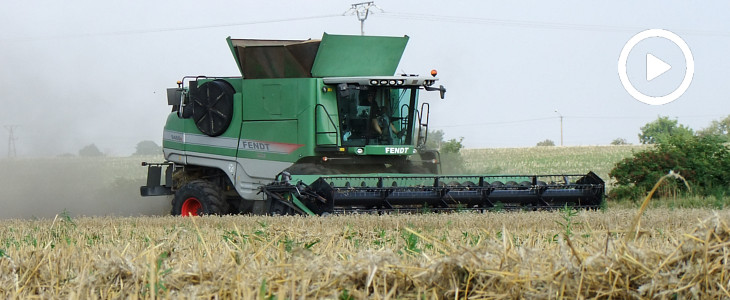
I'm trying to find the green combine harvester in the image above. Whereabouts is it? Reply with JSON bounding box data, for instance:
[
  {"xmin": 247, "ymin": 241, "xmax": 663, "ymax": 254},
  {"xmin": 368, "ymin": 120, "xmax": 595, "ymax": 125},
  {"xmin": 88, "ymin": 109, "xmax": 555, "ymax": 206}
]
[{"xmin": 141, "ymin": 33, "xmax": 604, "ymax": 216}]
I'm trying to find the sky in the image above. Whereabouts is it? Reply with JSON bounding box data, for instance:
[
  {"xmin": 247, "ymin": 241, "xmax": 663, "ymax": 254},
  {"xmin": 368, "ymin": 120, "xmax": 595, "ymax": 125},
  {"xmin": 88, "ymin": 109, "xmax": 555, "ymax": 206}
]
[{"xmin": 1, "ymin": 0, "xmax": 729, "ymax": 156}]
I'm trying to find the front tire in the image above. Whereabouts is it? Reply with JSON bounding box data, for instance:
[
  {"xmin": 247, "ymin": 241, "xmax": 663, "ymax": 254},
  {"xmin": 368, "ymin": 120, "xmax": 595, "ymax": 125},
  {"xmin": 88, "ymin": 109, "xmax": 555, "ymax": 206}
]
[{"xmin": 172, "ymin": 180, "xmax": 229, "ymax": 216}]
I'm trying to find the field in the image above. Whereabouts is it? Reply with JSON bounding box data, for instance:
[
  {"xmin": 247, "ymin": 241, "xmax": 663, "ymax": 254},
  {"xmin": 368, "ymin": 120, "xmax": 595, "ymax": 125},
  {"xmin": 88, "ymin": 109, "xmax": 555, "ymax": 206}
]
[
  {"xmin": 461, "ymin": 145, "xmax": 650, "ymax": 186},
  {"xmin": 1, "ymin": 209, "xmax": 729, "ymax": 298},
  {"xmin": 2, "ymin": 146, "xmax": 728, "ymax": 298}
]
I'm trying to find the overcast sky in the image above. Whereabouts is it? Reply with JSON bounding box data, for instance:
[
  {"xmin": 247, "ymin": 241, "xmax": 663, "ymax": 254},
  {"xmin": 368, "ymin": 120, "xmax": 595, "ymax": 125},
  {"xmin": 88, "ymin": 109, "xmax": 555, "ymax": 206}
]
[{"xmin": 1, "ymin": 0, "xmax": 728, "ymax": 156}]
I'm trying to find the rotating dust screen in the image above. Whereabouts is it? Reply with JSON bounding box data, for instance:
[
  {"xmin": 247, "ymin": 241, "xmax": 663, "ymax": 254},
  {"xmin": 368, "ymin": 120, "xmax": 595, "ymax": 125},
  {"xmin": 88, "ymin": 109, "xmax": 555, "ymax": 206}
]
[{"xmin": 192, "ymin": 80, "xmax": 234, "ymax": 137}]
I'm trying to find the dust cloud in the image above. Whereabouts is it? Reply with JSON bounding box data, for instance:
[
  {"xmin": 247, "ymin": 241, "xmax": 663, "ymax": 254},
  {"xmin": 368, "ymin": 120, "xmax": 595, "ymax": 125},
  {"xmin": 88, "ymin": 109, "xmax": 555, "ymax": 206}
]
[{"xmin": 0, "ymin": 156, "xmax": 170, "ymax": 219}]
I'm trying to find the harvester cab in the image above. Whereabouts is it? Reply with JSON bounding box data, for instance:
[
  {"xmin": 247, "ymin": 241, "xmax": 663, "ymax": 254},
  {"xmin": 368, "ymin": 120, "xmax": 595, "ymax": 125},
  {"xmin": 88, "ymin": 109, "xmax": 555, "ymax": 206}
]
[{"xmin": 141, "ymin": 33, "xmax": 604, "ymax": 216}]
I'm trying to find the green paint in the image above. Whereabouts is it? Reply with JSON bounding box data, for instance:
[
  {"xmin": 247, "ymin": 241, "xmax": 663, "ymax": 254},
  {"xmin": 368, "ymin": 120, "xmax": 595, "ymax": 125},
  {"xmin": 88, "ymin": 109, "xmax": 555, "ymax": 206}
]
[
  {"xmin": 311, "ymin": 33, "xmax": 409, "ymax": 77},
  {"xmin": 292, "ymin": 197, "xmax": 315, "ymax": 216}
]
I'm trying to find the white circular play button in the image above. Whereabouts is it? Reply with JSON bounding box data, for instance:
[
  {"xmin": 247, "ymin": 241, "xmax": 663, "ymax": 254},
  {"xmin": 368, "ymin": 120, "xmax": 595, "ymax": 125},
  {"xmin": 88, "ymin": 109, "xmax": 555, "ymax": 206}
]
[{"xmin": 618, "ymin": 29, "xmax": 694, "ymax": 105}]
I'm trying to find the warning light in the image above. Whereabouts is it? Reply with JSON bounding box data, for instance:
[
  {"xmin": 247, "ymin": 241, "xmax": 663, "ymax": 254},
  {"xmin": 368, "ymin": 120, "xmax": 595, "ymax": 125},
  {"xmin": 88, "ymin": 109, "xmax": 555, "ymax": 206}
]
[
  {"xmin": 430, "ymin": 69, "xmax": 438, "ymax": 77},
  {"xmin": 322, "ymin": 156, "xmax": 329, "ymax": 162},
  {"xmin": 177, "ymin": 81, "xmax": 183, "ymax": 87}
]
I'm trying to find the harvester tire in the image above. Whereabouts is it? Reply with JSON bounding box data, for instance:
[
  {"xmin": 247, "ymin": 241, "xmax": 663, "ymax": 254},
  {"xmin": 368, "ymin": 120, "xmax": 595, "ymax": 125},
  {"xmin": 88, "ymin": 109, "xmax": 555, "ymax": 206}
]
[
  {"xmin": 191, "ymin": 80, "xmax": 234, "ymax": 137},
  {"xmin": 172, "ymin": 180, "xmax": 230, "ymax": 216}
]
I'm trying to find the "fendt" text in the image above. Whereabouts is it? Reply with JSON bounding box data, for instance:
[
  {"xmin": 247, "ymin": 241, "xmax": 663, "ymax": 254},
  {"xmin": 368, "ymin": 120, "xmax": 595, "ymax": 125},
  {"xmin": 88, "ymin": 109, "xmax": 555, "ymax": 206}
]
[{"xmin": 385, "ymin": 147, "xmax": 409, "ymax": 154}]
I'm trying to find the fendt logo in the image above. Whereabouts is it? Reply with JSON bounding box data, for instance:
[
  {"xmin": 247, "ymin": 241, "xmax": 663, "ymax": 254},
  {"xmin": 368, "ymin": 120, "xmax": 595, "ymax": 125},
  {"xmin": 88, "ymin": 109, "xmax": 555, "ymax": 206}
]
[{"xmin": 385, "ymin": 147, "xmax": 409, "ymax": 154}]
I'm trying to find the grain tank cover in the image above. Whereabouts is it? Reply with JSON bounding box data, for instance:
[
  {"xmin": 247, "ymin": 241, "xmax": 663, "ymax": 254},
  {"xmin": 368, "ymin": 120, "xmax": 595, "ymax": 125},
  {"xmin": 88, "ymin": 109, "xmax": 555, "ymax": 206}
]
[
  {"xmin": 310, "ymin": 33, "xmax": 409, "ymax": 77},
  {"xmin": 227, "ymin": 37, "xmax": 320, "ymax": 79},
  {"xmin": 226, "ymin": 33, "xmax": 409, "ymax": 79}
]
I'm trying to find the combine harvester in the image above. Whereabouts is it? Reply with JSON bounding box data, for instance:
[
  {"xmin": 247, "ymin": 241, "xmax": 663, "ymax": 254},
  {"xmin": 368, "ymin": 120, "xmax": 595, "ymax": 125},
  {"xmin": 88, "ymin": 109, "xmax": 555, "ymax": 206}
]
[{"xmin": 141, "ymin": 33, "xmax": 604, "ymax": 216}]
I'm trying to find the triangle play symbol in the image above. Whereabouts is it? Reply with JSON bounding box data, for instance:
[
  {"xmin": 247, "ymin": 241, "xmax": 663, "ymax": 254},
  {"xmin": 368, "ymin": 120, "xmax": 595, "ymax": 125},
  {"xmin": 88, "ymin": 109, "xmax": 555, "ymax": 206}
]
[{"xmin": 646, "ymin": 53, "xmax": 672, "ymax": 81}]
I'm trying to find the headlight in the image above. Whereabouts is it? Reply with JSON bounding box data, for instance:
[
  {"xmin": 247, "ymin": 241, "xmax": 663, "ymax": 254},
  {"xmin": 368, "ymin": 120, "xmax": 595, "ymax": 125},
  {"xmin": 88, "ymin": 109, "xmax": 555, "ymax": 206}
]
[
  {"xmin": 356, "ymin": 148, "xmax": 364, "ymax": 154},
  {"xmin": 370, "ymin": 79, "xmax": 378, "ymax": 85},
  {"xmin": 380, "ymin": 80, "xmax": 388, "ymax": 85},
  {"xmin": 389, "ymin": 80, "xmax": 396, "ymax": 85}
]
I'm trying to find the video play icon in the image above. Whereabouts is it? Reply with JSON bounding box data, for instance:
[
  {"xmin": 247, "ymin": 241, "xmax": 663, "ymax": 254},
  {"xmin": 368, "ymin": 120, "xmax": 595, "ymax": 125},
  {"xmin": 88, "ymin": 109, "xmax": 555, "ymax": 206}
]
[
  {"xmin": 617, "ymin": 29, "xmax": 694, "ymax": 105},
  {"xmin": 646, "ymin": 53, "xmax": 671, "ymax": 81}
]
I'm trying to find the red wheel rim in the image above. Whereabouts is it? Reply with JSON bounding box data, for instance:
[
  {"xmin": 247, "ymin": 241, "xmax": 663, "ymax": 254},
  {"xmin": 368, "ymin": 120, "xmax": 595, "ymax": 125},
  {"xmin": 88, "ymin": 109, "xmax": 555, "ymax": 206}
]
[{"xmin": 181, "ymin": 197, "xmax": 202, "ymax": 216}]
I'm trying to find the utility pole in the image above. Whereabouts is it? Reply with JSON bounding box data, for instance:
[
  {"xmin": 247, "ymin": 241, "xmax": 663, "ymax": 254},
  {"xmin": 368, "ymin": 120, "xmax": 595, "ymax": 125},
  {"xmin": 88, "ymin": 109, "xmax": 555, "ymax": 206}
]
[
  {"xmin": 554, "ymin": 110, "xmax": 563, "ymax": 146},
  {"xmin": 5, "ymin": 125, "xmax": 18, "ymax": 158},
  {"xmin": 344, "ymin": 2, "xmax": 382, "ymax": 35}
]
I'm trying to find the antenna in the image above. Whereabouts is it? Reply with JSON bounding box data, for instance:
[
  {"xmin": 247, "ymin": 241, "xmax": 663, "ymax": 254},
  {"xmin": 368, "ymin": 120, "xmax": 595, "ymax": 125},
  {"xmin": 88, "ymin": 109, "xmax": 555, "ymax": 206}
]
[
  {"xmin": 344, "ymin": 2, "xmax": 383, "ymax": 35},
  {"xmin": 4, "ymin": 125, "xmax": 18, "ymax": 158}
]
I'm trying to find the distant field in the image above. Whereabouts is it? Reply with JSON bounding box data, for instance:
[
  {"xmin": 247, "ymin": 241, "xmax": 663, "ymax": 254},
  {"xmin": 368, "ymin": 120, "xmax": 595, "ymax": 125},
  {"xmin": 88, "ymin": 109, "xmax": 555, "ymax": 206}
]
[{"xmin": 461, "ymin": 145, "xmax": 649, "ymax": 186}]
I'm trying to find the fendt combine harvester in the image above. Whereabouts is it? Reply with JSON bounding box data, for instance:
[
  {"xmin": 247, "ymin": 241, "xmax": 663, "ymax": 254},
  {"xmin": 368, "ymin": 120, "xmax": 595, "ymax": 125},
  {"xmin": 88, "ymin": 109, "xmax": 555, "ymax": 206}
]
[{"xmin": 141, "ymin": 33, "xmax": 604, "ymax": 216}]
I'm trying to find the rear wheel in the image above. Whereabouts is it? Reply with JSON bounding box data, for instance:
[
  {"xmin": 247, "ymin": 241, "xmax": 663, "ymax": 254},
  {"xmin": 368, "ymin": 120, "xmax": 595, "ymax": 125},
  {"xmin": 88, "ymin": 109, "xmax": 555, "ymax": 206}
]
[{"xmin": 172, "ymin": 180, "xmax": 230, "ymax": 216}]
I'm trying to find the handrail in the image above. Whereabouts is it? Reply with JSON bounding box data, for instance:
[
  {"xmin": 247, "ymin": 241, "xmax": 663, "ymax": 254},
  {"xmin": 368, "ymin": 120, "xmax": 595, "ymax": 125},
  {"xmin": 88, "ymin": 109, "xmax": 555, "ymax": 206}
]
[
  {"xmin": 399, "ymin": 104, "xmax": 410, "ymax": 133},
  {"xmin": 417, "ymin": 102, "xmax": 430, "ymax": 147},
  {"xmin": 314, "ymin": 104, "xmax": 339, "ymax": 147}
]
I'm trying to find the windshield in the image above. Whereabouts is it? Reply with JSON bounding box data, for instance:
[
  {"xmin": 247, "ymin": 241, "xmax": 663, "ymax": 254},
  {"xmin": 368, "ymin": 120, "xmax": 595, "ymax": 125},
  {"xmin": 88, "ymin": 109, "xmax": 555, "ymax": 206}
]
[{"xmin": 336, "ymin": 85, "xmax": 417, "ymax": 146}]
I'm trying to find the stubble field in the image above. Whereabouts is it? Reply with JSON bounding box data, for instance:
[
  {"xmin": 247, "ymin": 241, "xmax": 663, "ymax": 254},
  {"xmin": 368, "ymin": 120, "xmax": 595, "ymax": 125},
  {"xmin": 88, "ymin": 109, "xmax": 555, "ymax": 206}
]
[
  {"xmin": 1, "ymin": 145, "xmax": 728, "ymax": 298},
  {"xmin": 1, "ymin": 209, "xmax": 728, "ymax": 298}
]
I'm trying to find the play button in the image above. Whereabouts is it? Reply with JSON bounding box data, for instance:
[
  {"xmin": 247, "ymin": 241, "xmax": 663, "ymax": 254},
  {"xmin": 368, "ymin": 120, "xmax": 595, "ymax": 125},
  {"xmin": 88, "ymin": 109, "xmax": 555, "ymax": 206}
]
[
  {"xmin": 646, "ymin": 53, "xmax": 671, "ymax": 81},
  {"xmin": 618, "ymin": 29, "xmax": 694, "ymax": 105}
]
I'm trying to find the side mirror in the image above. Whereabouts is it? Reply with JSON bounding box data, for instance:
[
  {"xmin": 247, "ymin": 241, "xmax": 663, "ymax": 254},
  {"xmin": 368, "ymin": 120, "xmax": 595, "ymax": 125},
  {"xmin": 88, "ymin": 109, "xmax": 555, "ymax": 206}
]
[
  {"xmin": 337, "ymin": 83, "xmax": 349, "ymax": 98},
  {"xmin": 424, "ymin": 85, "xmax": 447, "ymax": 99},
  {"xmin": 167, "ymin": 88, "xmax": 183, "ymax": 105}
]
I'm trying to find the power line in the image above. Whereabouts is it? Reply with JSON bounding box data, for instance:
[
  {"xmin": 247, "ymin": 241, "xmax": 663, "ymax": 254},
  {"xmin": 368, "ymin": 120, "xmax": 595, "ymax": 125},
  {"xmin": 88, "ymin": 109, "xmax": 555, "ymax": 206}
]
[
  {"xmin": 436, "ymin": 117, "xmax": 556, "ymax": 128},
  {"xmin": 1, "ymin": 14, "xmax": 343, "ymax": 42},
  {"xmin": 378, "ymin": 12, "xmax": 730, "ymax": 37}
]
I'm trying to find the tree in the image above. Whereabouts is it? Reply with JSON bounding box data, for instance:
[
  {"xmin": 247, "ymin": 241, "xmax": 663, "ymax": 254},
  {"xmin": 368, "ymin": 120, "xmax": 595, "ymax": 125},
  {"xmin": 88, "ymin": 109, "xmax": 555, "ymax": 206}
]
[
  {"xmin": 134, "ymin": 140, "xmax": 162, "ymax": 156},
  {"xmin": 78, "ymin": 144, "xmax": 103, "ymax": 157},
  {"xmin": 441, "ymin": 137, "xmax": 464, "ymax": 154},
  {"xmin": 423, "ymin": 129, "xmax": 445, "ymax": 150},
  {"xmin": 611, "ymin": 138, "xmax": 630, "ymax": 145},
  {"xmin": 536, "ymin": 139, "xmax": 555, "ymax": 147},
  {"xmin": 697, "ymin": 115, "xmax": 730, "ymax": 142},
  {"xmin": 638, "ymin": 116, "xmax": 694, "ymax": 144}
]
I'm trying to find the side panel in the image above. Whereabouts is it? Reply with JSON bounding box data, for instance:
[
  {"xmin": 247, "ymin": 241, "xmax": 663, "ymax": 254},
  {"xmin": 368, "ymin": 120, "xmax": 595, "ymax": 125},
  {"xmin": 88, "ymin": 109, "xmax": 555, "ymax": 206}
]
[
  {"xmin": 232, "ymin": 78, "xmax": 320, "ymax": 199},
  {"xmin": 238, "ymin": 120, "xmax": 302, "ymax": 161},
  {"xmin": 238, "ymin": 78, "xmax": 320, "ymax": 163}
]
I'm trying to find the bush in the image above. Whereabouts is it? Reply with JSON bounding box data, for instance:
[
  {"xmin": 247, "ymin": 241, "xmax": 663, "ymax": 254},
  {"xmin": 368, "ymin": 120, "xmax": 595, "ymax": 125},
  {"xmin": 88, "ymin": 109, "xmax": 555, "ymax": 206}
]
[
  {"xmin": 609, "ymin": 135, "xmax": 730, "ymax": 200},
  {"xmin": 79, "ymin": 144, "xmax": 103, "ymax": 157},
  {"xmin": 536, "ymin": 139, "xmax": 555, "ymax": 147},
  {"xmin": 133, "ymin": 140, "xmax": 162, "ymax": 156},
  {"xmin": 611, "ymin": 138, "xmax": 630, "ymax": 145}
]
